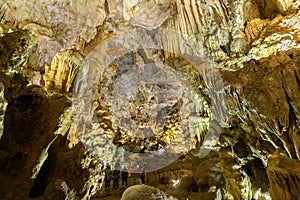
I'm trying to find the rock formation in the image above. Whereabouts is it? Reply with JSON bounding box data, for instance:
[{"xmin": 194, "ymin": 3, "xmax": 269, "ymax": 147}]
[
  {"xmin": 121, "ymin": 185, "xmax": 177, "ymax": 200},
  {"xmin": 0, "ymin": 0, "xmax": 300, "ymax": 199}
]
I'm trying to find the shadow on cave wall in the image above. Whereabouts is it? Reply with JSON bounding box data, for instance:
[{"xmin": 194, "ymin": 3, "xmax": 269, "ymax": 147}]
[{"xmin": 0, "ymin": 85, "xmax": 89, "ymax": 200}]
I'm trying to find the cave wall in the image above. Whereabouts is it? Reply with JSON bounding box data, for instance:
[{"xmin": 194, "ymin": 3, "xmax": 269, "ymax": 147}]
[{"xmin": 0, "ymin": 0, "xmax": 300, "ymax": 199}]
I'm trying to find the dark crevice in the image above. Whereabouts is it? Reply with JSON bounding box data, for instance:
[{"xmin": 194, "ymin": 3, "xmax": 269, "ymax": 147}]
[
  {"xmin": 137, "ymin": 49, "xmax": 155, "ymax": 64},
  {"xmin": 29, "ymin": 153, "xmax": 54, "ymax": 198},
  {"xmin": 220, "ymin": 44, "xmax": 230, "ymax": 55},
  {"xmin": 104, "ymin": 0, "xmax": 110, "ymax": 16},
  {"xmin": 254, "ymin": 0, "xmax": 281, "ymax": 19},
  {"xmin": 242, "ymin": 158, "xmax": 269, "ymax": 192},
  {"xmin": 233, "ymin": 139, "xmax": 251, "ymax": 158}
]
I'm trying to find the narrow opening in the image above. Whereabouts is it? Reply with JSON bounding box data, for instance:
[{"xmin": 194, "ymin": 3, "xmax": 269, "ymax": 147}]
[{"xmin": 29, "ymin": 155, "xmax": 52, "ymax": 198}]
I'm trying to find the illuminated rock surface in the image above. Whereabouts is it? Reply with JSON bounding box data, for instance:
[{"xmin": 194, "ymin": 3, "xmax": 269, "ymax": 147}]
[
  {"xmin": 121, "ymin": 185, "xmax": 177, "ymax": 200},
  {"xmin": 0, "ymin": 0, "xmax": 300, "ymax": 199}
]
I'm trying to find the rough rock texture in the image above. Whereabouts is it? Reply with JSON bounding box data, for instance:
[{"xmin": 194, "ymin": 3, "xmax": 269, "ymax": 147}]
[
  {"xmin": 44, "ymin": 50, "xmax": 84, "ymax": 93},
  {"xmin": 121, "ymin": 185, "xmax": 177, "ymax": 200},
  {"xmin": 0, "ymin": 0, "xmax": 106, "ymax": 49},
  {"xmin": 267, "ymin": 153, "xmax": 300, "ymax": 200},
  {"xmin": 223, "ymin": 49, "xmax": 300, "ymax": 158},
  {"xmin": 0, "ymin": 85, "xmax": 69, "ymax": 199},
  {"xmin": 0, "ymin": 0, "xmax": 300, "ymax": 200},
  {"xmin": 0, "ymin": 85, "xmax": 100, "ymax": 200},
  {"xmin": 0, "ymin": 82, "xmax": 7, "ymax": 138}
]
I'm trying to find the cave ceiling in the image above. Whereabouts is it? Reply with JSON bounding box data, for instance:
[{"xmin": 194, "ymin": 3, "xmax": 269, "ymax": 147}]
[{"xmin": 0, "ymin": 0, "xmax": 300, "ymax": 200}]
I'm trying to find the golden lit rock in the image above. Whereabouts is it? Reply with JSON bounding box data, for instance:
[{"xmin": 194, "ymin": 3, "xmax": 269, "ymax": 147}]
[
  {"xmin": 0, "ymin": 0, "xmax": 300, "ymax": 199},
  {"xmin": 44, "ymin": 50, "xmax": 84, "ymax": 93}
]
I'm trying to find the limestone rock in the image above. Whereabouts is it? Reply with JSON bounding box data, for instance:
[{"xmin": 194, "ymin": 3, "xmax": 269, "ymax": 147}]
[
  {"xmin": 267, "ymin": 153, "xmax": 300, "ymax": 200},
  {"xmin": 0, "ymin": 0, "xmax": 300, "ymax": 200},
  {"xmin": 0, "ymin": 85, "xmax": 71, "ymax": 199},
  {"xmin": 193, "ymin": 151, "xmax": 224, "ymax": 192},
  {"xmin": 121, "ymin": 185, "xmax": 177, "ymax": 200},
  {"xmin": 222, "ymin": 49, "xmax": 300, "ymax": 159},
  {"xmin": 0, "ymin": 0, "xmax": 106, "ymax": 50},
  {"xmin": 44, "ymin": 50, "xmax": 84, "ymax": 93},
  {"xmin": 123, "ymin": 0, "xmax": 173, "ymax": 29},
  {"xmin": 0, "ymin": 83, "xmax": 7, "ymax": 138}
]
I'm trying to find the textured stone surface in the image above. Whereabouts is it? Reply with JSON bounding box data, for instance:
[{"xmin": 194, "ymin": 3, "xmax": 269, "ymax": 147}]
[
  {"xmin": 0, "ymin": 85, "xmax": 70, "ymax": 199},
  {"xmin": 222, "ymin": 49, "xmax": 300, "ymax": 158},
  {"xmin": 0, "ymin": 0, "xmax": 106, "ymax": 49},
  {"xmin": 44, "ymin": 49, "xmax": 84, "ymax": 93},
  {"xmin": 121, "ymin": 185, "xmax": 177, "ymax": 200},
  {"xmin": 0, "ymin": 0, "xmax": 300, "ymax": 200},
  {"xmin": 0, "ymin": 83, "xmax": 6, "ymax": 138},
  {"xmin": 267, "ymin": 153, "xmax": 300, "ymax": 200}
]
